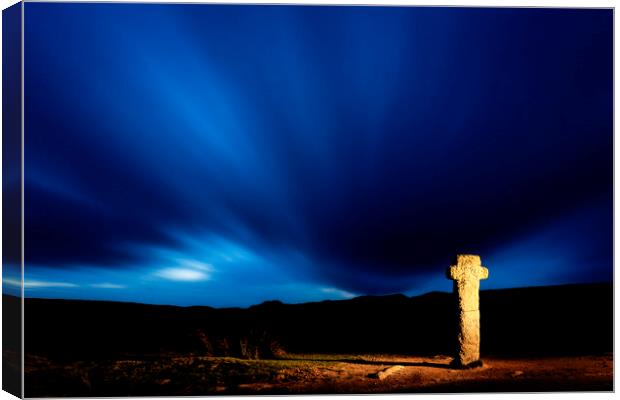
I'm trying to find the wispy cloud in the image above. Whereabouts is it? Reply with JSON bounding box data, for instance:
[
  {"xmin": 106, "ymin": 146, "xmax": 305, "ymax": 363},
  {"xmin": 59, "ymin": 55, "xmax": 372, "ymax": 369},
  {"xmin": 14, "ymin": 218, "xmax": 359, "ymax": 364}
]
[
  {"xmin": 2, "ymin": 278, "xmax": 21, "ymax": 287},
  {"xmin": 29, "ymin": 281, "xmax": 78, "ymax": 288},
  {"xmin": 320, "ymin": 287, "xmax": 356, "ymax": 299},
  {"xmin": 178, "ymin": 259, "xmax": 213, "ymax": 272},
  {"xmin": 4, "ymin": 278, "xmax": 78, "ymax": 289},
  {"xmin": 91, "ymin": 283, "xmax": 126, "ymax": 289},
  {"xmin": 156, "ymin": 268, "xmax": 210, "ymax": 281},
  {"xmin": 155, "ymin": 260, "xmax": 214, "ymax": 282}
]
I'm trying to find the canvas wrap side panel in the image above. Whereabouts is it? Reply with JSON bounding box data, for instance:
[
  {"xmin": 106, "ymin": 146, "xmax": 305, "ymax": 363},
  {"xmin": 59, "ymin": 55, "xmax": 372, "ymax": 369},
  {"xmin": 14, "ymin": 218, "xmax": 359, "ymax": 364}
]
[{"xmin": 3, "ymin": 2, "xmax": 23, "ymax": 398}]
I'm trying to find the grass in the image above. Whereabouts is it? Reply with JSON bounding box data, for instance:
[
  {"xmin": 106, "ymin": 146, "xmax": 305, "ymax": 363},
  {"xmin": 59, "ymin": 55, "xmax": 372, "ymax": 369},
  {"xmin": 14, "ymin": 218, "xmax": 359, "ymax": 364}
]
[{"xmin": 25, "ymin": 354, "xmax": 350, "ymax": 397}]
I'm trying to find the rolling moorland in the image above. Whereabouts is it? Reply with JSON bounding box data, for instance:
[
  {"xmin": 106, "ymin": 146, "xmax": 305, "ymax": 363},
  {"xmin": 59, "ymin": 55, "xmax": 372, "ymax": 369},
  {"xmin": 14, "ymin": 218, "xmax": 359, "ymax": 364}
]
[{"xmin": 4, "ymin": 282, "xmax": 613, "ymax": 396}]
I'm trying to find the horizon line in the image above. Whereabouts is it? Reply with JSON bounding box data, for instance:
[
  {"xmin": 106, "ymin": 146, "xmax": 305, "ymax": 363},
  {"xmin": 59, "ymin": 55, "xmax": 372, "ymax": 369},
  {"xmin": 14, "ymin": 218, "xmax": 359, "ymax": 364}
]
[{"xmin": 5, "ymin": 280, "xmax": 613, "ymax": 310}]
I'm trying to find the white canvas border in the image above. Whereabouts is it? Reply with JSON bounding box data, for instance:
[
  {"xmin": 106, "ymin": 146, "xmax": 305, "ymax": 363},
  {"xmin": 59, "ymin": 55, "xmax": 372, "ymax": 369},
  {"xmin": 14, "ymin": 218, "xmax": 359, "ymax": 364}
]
[{"xmin": 0, "ymin": 1, "xmax": 615, "ymax": 400}]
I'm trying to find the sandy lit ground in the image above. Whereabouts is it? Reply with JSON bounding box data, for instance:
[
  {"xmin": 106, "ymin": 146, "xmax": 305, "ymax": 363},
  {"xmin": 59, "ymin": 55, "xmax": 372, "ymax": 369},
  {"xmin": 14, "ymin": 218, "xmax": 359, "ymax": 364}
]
[
  {"xmin": 229, "ymin": 354, "xmax": 614, "ymax": 394},
  {"xmin": 24, "ymin": 353, "xmax": 613, "ymax": 396}
]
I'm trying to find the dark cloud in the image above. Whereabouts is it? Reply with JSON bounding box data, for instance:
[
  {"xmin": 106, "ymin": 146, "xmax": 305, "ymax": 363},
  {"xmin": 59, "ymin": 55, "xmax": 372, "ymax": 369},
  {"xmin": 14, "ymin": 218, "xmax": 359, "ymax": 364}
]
[{"xmin": 22, "ymin": 5, "xmax": 612, "ymax": 296}]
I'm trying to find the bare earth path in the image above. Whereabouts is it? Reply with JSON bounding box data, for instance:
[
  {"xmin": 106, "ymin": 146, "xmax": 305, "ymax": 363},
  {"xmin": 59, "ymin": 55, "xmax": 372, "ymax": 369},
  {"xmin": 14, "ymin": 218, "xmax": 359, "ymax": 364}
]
[
  {"xmin": 232, "ymin": 354, "xmax": 613, "ymax": 394},
  {"xmin": 24, "ymin": 353, "xmax": 613, "ymax": 396}
]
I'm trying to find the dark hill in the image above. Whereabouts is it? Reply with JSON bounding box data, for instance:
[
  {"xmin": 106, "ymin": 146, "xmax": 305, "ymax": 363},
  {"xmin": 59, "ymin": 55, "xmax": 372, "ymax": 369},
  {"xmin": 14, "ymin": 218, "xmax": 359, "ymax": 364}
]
[{"xmin": 20, "ymin": 282, "xmax": 612, "ymax": 361}]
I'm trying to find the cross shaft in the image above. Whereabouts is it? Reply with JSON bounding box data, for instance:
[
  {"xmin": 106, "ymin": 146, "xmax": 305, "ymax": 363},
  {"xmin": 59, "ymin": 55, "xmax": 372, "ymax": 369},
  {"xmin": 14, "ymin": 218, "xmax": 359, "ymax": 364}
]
[{"xmin": 446, "ymin": 254, "xmax": 489, "ymax": 368}]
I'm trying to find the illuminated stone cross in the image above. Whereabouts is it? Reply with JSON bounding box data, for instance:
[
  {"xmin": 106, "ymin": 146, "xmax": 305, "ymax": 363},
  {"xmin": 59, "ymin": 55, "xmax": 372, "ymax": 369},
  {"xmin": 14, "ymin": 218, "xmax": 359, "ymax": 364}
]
[{"xmin": 446, "ymin": 254, "xmax": 489, "ymax": 368}]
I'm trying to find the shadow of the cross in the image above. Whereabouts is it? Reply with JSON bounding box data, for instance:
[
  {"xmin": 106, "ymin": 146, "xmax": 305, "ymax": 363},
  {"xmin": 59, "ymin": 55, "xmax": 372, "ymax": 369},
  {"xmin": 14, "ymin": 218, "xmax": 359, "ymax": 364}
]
[{"xmin": 278, "ymin": 357, "xmax": 454, "ymax": 370}]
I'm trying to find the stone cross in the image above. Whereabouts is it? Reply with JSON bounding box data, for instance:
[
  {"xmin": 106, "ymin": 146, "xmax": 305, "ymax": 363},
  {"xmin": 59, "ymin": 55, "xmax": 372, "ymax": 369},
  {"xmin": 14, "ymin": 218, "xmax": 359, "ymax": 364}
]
[{"xmin": 446, "ymin": 254, "xmax": 489, "ymax": 368}]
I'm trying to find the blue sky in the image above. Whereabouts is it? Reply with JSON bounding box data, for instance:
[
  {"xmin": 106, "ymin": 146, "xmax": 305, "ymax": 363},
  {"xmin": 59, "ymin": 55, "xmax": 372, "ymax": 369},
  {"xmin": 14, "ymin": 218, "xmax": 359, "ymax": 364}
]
[{"xmin": 4, "ymin": 5, "xmax": 612, "ymax": 306}]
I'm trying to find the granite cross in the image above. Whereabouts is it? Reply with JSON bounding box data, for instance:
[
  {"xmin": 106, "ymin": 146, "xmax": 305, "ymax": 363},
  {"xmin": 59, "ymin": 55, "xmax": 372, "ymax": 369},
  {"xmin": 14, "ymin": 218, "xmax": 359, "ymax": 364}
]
[{"xmin": 446, "ymin": 254, "xmax": 489, "ymax": 368}]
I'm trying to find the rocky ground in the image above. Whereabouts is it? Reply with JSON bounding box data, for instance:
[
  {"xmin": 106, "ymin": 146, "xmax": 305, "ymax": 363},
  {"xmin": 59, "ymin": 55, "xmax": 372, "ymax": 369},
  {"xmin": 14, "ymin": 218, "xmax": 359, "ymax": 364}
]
[{"xmin": 24, "ymin": 353, "xmax": 613, "ymax": 396}]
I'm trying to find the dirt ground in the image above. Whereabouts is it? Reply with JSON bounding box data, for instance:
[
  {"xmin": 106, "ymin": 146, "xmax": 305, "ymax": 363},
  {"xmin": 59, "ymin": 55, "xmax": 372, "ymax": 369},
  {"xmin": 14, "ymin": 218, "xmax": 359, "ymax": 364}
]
[
  {"xmin": 229, "ymin": 354, "xmax": 614, "ymax": 394},
  {"xmin": 24, "ymin": 353, "xmax": 613, "ymax": 396}
]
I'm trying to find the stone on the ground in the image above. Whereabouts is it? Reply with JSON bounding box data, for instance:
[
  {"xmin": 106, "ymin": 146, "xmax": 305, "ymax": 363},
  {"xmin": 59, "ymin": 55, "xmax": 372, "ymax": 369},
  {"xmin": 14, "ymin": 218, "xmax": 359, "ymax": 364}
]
[{"xmin": 370, "ymin": 365, "xmax": 404, "ymax": 380}]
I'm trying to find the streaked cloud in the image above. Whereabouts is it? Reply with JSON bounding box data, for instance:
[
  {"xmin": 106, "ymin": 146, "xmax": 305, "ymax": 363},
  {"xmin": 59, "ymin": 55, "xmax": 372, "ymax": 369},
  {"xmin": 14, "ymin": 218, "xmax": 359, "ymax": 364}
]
[
  {"xmin": 177, "ymin": 259, "xmax": 213, "ymax": 272},
  {"xmin": 4, "ymin": 278, "xmax": 78, "ymax": 289},
  {"xmin": 2, "ymin": 278, "xmax": 21, "ymax": 287},
  {"xmin": 155, "ymin": 260, "xmax": 214, "ymax": 282},
  {"xmin": 20, "ymin": 5, "xmax": 612, "ymax": 306},
  {"xmin": 91, "ymin": 283, "xmax": 127, "ymax": 289},
  {"xmin": 155, "ymin": 268, "xmax": 210, "ymax": 282},
  {"xmin": 321, "ymin": 287, "xmax": 356, "ymax": 299}
]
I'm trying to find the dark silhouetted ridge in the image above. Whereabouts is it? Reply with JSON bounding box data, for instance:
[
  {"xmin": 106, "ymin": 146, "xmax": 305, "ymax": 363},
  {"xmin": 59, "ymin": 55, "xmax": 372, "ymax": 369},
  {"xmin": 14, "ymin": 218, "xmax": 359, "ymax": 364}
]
[{"xmin": 20, "ymin": 282, "xmax": 612, "ymax": 361}]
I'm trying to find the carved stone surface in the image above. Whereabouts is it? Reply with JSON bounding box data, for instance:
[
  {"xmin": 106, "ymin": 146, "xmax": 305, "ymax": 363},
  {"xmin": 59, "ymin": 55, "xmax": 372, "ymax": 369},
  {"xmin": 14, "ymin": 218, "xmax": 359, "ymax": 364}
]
[{"xmin": 446, "ymin": 254, "xmax": 488, "ymax": 368}]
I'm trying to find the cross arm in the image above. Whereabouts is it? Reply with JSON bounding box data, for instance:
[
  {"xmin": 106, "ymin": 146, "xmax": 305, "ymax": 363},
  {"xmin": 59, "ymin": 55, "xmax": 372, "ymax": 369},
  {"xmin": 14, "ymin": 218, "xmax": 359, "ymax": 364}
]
[{"xmin": 446, "ymin": 265, "xmax": 489, "ymax": 281}]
